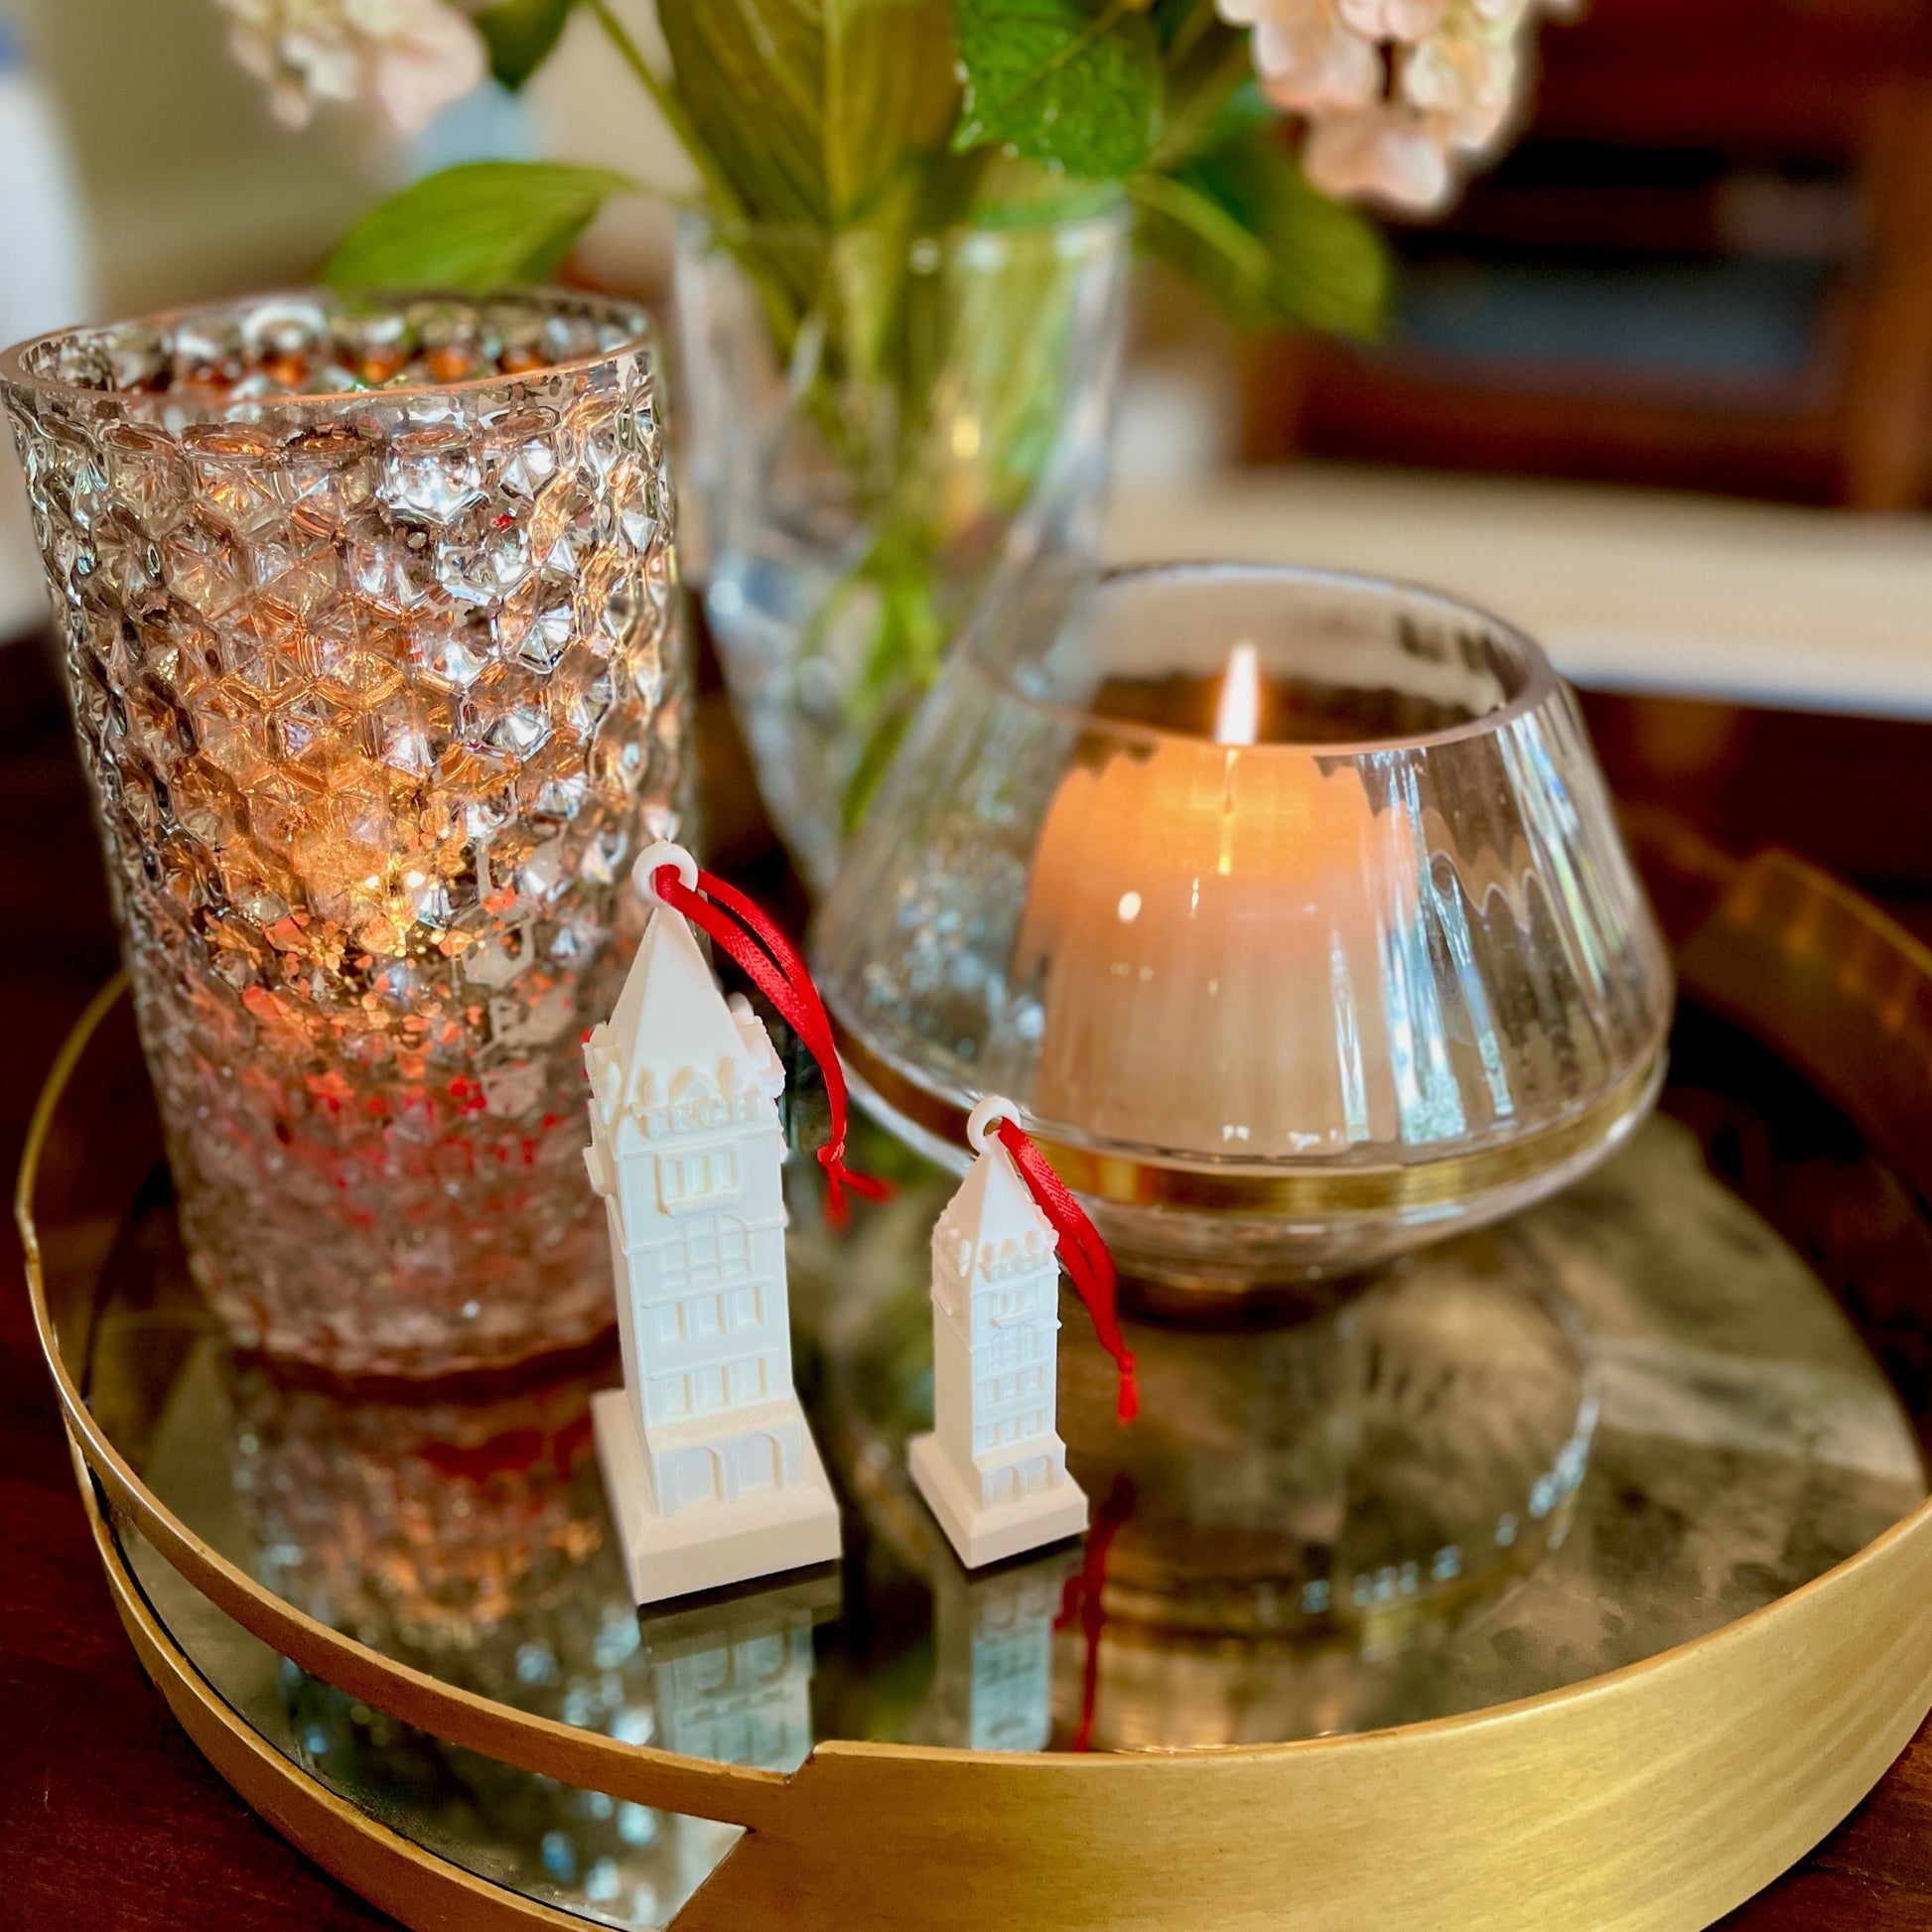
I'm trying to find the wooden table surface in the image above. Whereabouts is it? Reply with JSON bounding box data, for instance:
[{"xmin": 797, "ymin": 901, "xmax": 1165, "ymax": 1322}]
[{"xmin": 7, "ymin": 625, "xmax": 1932, "ymax": 1929}]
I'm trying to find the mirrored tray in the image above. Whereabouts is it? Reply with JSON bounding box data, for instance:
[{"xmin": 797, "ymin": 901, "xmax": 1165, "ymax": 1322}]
[{"xmin": 25, "ymin": 842, "xmax": 1932, "ymax": 1932}]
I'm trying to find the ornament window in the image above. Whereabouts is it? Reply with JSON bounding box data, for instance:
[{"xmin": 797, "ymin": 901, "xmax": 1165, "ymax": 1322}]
[
  {"xmin": 1002, "ymin": 1284, "xmax": 1037, "ymax": 1321},
  {"xmin": 659, "ymin": 1146, "xmax": 739, "ymax": 1211},
  {"xmin": 990, "ymin": 1328, "xmax": 1037, "ymax": 1371},
  {"xmin": 659, "ymin": 1214, "xmax": 753, "ymax": 1295}
]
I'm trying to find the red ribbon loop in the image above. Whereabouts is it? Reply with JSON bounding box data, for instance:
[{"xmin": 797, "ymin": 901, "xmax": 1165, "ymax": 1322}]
[
  {"xmin": 992, "ymin": 1116, "xmax": 1138, "ymax": 1425},
  {"xmin": 652, "ymin": 863, "xmax": 892, "ymax": 1230}
]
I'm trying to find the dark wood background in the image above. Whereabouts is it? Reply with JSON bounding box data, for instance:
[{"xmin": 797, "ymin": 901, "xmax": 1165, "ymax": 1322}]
[
  {"xmin": 7, "ymin": 621, "xmax": 1932, "ymax": 1928},
  {"xmin": 1237, "ymin": 0, "xmax": 1932, "ymax": 513}
]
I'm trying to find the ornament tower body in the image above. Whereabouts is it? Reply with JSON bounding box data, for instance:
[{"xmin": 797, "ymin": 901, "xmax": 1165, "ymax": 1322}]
[
  {"xmin": 586, "ymin": 888, "xmax": 840, "ymax": 1604},
  {"xmin": 909, "ymin": 1134, "xmax": 1089, "ymax": 1568}
]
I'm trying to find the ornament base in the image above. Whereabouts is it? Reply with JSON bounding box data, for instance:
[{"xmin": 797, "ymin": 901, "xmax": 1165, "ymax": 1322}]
[
  {"xmin": 908, "ymin": 1432, "xmax": 1089, "ymax": 1570},
  {"xmin": 593, "ymin": 1390, "xmax": 843, "ymax": 1606}
]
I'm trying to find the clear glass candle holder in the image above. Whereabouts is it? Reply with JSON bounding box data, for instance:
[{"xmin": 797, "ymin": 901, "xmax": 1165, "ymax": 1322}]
[
  {"xmin": 815, "ymin": 563, "xmax": 1674, "ymax": 1304},
  {"xmin": 1, "ymin": 292, "xmax": 688, "ymax": 1377}
]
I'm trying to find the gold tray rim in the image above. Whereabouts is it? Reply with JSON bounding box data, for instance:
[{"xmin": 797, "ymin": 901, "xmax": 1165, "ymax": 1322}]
[{"xmin": 26, "ymin": 850, "xmax": 1932, "ymax": 1931}]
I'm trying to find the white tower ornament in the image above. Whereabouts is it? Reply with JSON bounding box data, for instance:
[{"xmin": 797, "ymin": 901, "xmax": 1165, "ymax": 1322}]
[
  {"xmin": 587, "ymin": 843, "xmax": 841, "ymax": 1604},
  {"xmin": 909, "ymin": 1096, "xmax": 1093, "ymax": 1568}
]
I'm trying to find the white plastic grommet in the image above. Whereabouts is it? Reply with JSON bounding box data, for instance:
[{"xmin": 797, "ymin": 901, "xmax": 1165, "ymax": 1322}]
[
  {"xmin": 632, "ymin": 841, "xmax": 699, "ymax": 908},
  {"xmin": 967, "ymin": 1094, "xmax": 1020, "ymax": 1154}
]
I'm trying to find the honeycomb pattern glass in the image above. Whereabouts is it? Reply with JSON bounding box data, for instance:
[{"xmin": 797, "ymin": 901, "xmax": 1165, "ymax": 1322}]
[{"xmin": 1, "ymin": 292, "xmax": 689, "ymax": 1376}]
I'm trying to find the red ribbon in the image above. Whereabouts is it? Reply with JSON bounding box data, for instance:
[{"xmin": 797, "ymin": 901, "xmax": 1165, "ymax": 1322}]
[
  {"xmin": 1056, "ymin": 1473, "xmax": 1136, "ymax": 1751},
  {"xmin": 652, "ymin": 863, "xmax": 892, "ymax": 1230},
  {"xmin": 992, "ymin": 1116, "xmax": 1138, "ymax": 1425}
]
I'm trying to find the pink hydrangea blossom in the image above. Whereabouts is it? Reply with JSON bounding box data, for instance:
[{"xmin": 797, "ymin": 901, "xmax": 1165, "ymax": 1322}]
[
  {"xmin": 217, "ymin": 0, "xmax": 486, "ymax": 135},
  {"xmin": 1220, "ymin": 0, "xmax": 1573, "ymax": 212}
]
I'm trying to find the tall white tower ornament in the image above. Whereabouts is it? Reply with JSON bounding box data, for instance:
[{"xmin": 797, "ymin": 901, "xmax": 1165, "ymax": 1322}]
[
  {"xmin": 586, "ymin": 843, "xmax": 842, "ymax": 1604},
  {"xmin": 909, "ymin": 1095, "xmax": 1138, "ymax": 1570}
]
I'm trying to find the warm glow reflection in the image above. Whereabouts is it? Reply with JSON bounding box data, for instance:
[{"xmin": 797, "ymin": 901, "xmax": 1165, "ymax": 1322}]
[{"xmin": 1214, "ymin": 642, "xmax": 1261, "ymax": 748}]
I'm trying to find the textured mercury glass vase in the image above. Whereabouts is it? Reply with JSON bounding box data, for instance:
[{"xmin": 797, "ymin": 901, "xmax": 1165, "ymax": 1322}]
[
  {"xmin": 675, "ymin": 207, "xmax": 1130, "ymax": 896},
  {"xmin": 816, "ymin": 563, "xmax": 1674, "ymax": 1305},
  {"xmin": 1, "ymin": 292, "xmax": 688, "ymax": 1377}
]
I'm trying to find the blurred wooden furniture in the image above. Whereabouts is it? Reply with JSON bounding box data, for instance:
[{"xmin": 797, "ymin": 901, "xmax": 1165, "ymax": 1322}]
[
  {"xmin": 1108, "ymin": 466, "xmax": 1932, "ymax": 719},
  {"xmin": 1246, "ymin": 0, "xmax": 1932, "ymax": 508}
]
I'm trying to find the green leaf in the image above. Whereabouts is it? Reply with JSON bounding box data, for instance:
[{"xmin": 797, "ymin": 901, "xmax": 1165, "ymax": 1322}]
[
  {"xmin": 474, "ymin": 0, "xmax": 576, "ymax": 89},
  {"xmin": 322, "ymin": 162, "xmax": 631, "ymax": 291},
  {"xmin": 657, "ymin": 0, "xmax": 958, "ymax": 228},
  {"xmin": 954, "ymin": 0, "xmax": 1163, "ymax": 182},
  {"xmin": 1133, "ymin": 128, "xmax": 1390, "ymax": 340},
  {"xmin": 658, "ymin": 0, "xmax": 832, "ymax": 228},
  {"xmin": 825, "ymin": 0, "xmax": 962, "ymax": 217}
]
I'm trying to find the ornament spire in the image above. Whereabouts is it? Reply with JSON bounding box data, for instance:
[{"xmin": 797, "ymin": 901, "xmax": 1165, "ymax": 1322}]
[
  {"xmin": 977, "ymin": 1103, "xmax": 1137, "ymax": 1425},
  {"xmin": 637, "ymin": 844, "xmax": 891, "ymax": 1228}
]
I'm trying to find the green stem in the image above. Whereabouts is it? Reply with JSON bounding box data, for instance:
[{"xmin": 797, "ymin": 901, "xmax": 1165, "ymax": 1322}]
[
  {"xmin": 1154, "ymin": 35, "xmax": 1254, "ymax": 168},
  {"xmin": 1166, "ymin": 0, "xmax": 1218, "ymax": 67},
  {"xmin": 580, "ymin": 0, "xmax": 750, "ymax": 222},
  {"xmin": 581, "ymin": 0, "xmax": 817, "ymax": 373}
]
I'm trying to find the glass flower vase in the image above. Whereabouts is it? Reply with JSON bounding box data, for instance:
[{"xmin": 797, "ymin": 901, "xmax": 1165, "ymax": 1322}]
[
  {"xmin": 1, "ymin": 292, "xmax": 689, "ymax": 1379},
  {"xmin": 674, "ymin": 207, "xmax": 1130, "ymax": 895}
]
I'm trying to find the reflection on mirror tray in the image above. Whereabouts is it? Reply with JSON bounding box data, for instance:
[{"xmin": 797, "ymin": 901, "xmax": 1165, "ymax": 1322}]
[{"xmin": 96, "ymin": 1054, "xmax": 1926, "ymax": 1930}]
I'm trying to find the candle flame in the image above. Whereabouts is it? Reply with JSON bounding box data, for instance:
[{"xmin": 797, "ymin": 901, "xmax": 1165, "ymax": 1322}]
[{"xmin": 1214, "ymin": 642, "xmax": 1261, "ymax": 748}]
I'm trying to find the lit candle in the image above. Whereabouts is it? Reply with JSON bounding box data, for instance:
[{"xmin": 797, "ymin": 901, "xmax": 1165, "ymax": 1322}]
[{"xmin": 1016, "ymin": 649, "xmax": 1410, "ymax": 1159}]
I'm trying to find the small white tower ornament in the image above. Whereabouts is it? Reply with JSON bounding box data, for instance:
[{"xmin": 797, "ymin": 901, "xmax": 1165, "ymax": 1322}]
[
  {"xmin": 587, "ymin": 843, "xmax": 841, "ymax": 1604},
  {"xmin": 910, "ymin": 1095, "xmax": 1129, "ymax": 1569}
]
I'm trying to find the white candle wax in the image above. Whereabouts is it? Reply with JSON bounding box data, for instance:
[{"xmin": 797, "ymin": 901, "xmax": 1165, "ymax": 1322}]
[{"xmin": 1016, "ymin": 652, "xmax": 1411, "ymax": 1159}]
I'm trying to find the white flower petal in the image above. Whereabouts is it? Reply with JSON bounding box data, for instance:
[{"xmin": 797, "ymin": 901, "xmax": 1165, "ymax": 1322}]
[
  {"xmin": 1305, "ymin": 108, "xmax": 1454, "ymax": 211},
  {"xmin": 1255, "ymin": 15, "xmax": 1383, "ymax": 110},
  {"xmin": 1337, "ymin": 0, "xmax": 1449, "ymax": 43},
  {"xmin": 225, "ymin": 26, "xmax": 278, "ymax": 82},
  {"xmin": 211, "ymin": 0, "xmax": 484, "ymax": 132},
  {"xmin": 370, "ymin": 2, "xmax": 488, "ymax": 133},
  {"xmin": 287, "ymin": 30, "xmax": 364, "ymax": 104},
  {"xmin": 270, "ymin": 77, "xmax": 317, "ymax": 127}
]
